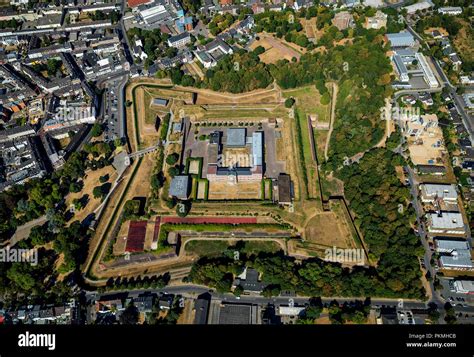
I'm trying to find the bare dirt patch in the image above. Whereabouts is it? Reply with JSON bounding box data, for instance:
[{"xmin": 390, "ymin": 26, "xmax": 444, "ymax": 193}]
[
  {"xmin": 65, "ymin": 166, "xmax": 117, "ymax": 224},
  {"xmin": 208, "ymin": 181, "xmax": 261, "ymax": 200},
  {"xmin": 197, "ymin": 180, "xmax": 207, "ymax": 199},
  {"xmin": 249, "ymin": 33, "xmax": 302, "ymax": 64},
  {"xmin": 304, "ymin": 209, "xmax": 355, "ymax": 249}
]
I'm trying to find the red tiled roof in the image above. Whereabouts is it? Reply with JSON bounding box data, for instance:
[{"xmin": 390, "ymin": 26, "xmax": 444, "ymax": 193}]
[{"xmin": 127, "ymin": 0, "xmax": 151, "ymax": 7}]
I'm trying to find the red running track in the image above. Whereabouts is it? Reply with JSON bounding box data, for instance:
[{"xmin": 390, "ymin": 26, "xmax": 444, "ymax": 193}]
[{"xmin": 161, "ymin": 216, "xmax": 258, "ymax": 224}]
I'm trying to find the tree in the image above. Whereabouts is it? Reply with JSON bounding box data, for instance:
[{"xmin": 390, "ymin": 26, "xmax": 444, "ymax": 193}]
[
  {"xmin": 233, "ymin": 285, "xmax": 244, "ymax": 297},
  {"xmin": 99, "ymin": 174, "xmax": 109, "ymax": 184},
  {"xmin": 123, "ymin": 200, "xmax": 141, "ymax": 219},
  {"xmin": 168, "ymin": 166, "xmax": 179, "ymax": 177},
  {"xmin": 166, "ymin": 197, "xmax": 177, "ymax": 209},
  {"xmin": 120, "ymin": 303, "xmax": 139, "ymax": 324},
  {"xmin": 320, "ymin": 92, "xmax": 331, "ymax": 105},
  {"xmin": 46, "ymin": 59, "xmax": 62, "ymax": 76},
  {"xmin": 91, "ymin": 123, "xmax": 104, "ymax": 137},
  {"xmin": 72, "ymin": 198, "xmax": 85, "ymax": 211},
  {"xmin": 176, "ymin": 201, "xmax": 191, "ymax": 217},
  {"xmin": 166, "ymin": 153, "xmax": 180, "ymax": 166},
  {"xmin": 444, "ymin": 303, "xmax": 457, "ymax": 324},
  {"xmin": 92, "ymin": 183, "xmax": 111, "ymax": 200},
  {"xmin": 253, "ymin": 46, "xmax": 265, "ymax": 56},
  {"xmin": 151, "ymin": 173, "xmax": 164, "ymax": 190},
  {"xmin": 69, "ymin": 181, "xmax": 83, "ymax": 195},
  {"xmin": 284, "ymin": 97, "xmax": 295, "ymax": 108}
]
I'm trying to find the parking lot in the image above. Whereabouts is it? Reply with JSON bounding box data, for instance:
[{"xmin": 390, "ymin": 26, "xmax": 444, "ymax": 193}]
[{"xmin": 103, "ymin": 76, "xmax": 127, "ymax": 143}]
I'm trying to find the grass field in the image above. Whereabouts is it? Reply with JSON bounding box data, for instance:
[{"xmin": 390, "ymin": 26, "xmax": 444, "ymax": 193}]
[
  {"xmin": 282, "ymin": 85, "xmax": 332, "ymax": 199},
  {"xmin": 184, "ymin": 239, "xmax": 282, "ymax": 257},
  {"xmin": 283, "ymin": 86, "xmax": 331, "ymax": 122}
]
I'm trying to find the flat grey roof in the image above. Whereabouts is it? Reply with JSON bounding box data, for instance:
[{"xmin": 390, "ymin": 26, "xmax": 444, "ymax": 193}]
[
  {"xmin": 421, "ymin": 184, "xmax": 457, "ymax": 200},
  {"xmin": 226, "ymin": 128, "xmax": 246, "ymax": 147},
  {"xmin": 218, "ymin": 304, "xmax": 252, "ymax": 324},
  {"xmin": 169, "ymin": 175, "xmax": 190, "ymax": 199},
  {"xmin": 429, "ymin": 212, "xmax": 464, "ymax": 229}
]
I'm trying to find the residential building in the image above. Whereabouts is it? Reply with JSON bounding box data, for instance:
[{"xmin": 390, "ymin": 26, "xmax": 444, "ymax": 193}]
[
  {"xmin": 175, "ymin": 16, "xmax": 193, "ymax": 33},
  {"xmin": 194, "ymin": 38, "xmax": 233, "ymax": 69},
  {"xmin": 193, "ymin": 294, "xmax": 211, "ymax": 325},
  {"xmin": 232, "ymin": 268, "xmax": 266, "ymax": 294},
  {"xmin": 462, "ymin": 93, "xmax": 474, "ymax": 110},
  {"xmin": 167, "ymin": 32, "xmax": 191, "ymax": 48}
]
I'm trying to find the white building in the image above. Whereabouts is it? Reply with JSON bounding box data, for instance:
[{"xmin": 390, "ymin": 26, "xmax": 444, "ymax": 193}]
[
  {"xmin": 453, "ymin": 280, "xmax": 474, "ymax": 294},
  {"xmin": 392, "ymin": 54, "xmax": 409, "ymax": 82},
  {"xmin": 415, "ymin": 52, "xmax": 439, "ymax": 88},
  {"xmin": 438, "ymin": 7, "xmax": 462, "ymax": 15},
  {"xmin": 194, "ymin": 38, "xmax": 233, "ymax": 69},
  {"xmin": 435, "ymin": 239, "xmax": 473, "ymax": 270},
  {"xmin": 139, "ymin": 4, "xmax": 168, "ymax": 25},
  {"xmin": 460, "ymin": 76, "xmax": 474, "ymax": 85},
  {"xmin": 420, "ymin": 184, "xmax": 458, "ymax": 203},
  {"xmin": 167, "ymin": 32, "xmax": 191, "ymax": 48},
  {"xmin": 427, "ymin": 212, "xmax": 466, "ymax": 236},
  {"xmin": 403, "ymin": 0, "xmax": 433, "ymax": 14},
  {"xmin": 278, "ymin": 306, "xmax": 305, "ymax": 316}
]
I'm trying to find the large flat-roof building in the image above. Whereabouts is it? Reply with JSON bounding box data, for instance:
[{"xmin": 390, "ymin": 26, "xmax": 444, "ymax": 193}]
[
  {"xmin": 415, "ymin": 52, "xmax": 439, "ymax": 88},
  {"xmin": 427, "ymin": 212, "xmax": 466, "ymax": 237},
  {"xmin": 420, "ymin": 184, "xmax": 458, "ymax": 203},
  {"xmin": 169, "ymin": 175, "xmax": 191, "ymax": 199},
  {"xmin": 434, "ymin": 239, "xmax": 473, "ymax": 270},
  {"xmin": 453, "ymin": 280, "xmax": 474, "ymax": 294},
  {"xmin": 392, "ymin": 54, "xmax": 409, "ymax": 82},
  {"xmin": 404, "ymin": 0, "xmax": 433, "ymax": 14},
  {"xmin": 386, "ymin": 32, "xmax": 416, "ymax": 48},
  {"xmin": 208, "ymin": 301, "xmax": 261, "ymax": 324}
]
